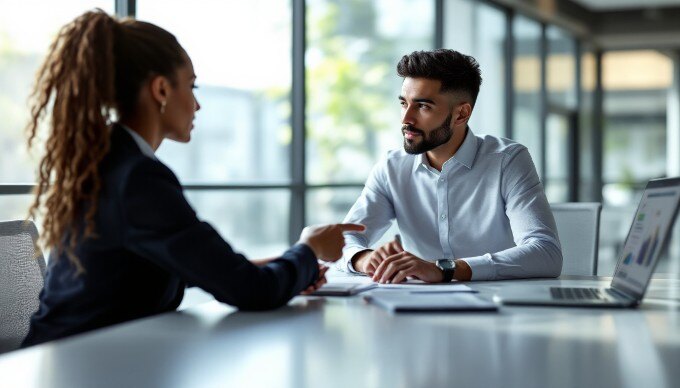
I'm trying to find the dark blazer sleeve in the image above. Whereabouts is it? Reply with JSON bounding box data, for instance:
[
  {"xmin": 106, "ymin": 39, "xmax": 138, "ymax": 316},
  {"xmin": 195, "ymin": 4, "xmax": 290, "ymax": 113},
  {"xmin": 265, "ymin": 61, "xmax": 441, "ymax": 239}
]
[{"xmin": 118, "ymin": 158, "xmax": 319, "ymax": 310}]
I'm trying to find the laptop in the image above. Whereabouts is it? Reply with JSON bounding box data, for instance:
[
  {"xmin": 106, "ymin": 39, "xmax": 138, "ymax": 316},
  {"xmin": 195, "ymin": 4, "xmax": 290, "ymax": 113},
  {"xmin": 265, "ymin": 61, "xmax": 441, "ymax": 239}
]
[{"xmin": 499, "ymin": 177, "xmax": 680, "ymax": 307}]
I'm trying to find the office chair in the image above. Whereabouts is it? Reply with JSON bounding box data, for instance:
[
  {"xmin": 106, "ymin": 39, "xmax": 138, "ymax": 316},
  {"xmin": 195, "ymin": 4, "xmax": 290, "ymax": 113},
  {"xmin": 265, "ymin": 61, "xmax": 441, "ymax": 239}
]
[
  {"xmin": 550, "ymin": 203, "xmax": 602, "ymax": 276},
  {"xmin": 0, "ymin": 220, "xmax": 46, "ymax": 353}
]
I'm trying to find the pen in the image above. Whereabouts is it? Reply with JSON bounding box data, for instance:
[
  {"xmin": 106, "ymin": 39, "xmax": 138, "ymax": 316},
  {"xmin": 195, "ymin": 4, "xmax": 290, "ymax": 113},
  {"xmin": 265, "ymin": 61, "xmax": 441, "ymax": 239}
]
[{"xmin": 394, "ymin": 233, "xmax": 401, "ymax": 246}]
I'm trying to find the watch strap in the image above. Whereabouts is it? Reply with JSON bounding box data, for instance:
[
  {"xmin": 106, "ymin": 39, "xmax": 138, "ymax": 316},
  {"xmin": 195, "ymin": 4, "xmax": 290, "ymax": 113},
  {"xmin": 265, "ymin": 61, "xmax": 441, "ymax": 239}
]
[
  {"xmin": 436, "ymin": 259, "xmax": 455, "ymax": 283},
  {"xmin": 441, "ymin": 267, "xmax": 454, "ymax": 282}
]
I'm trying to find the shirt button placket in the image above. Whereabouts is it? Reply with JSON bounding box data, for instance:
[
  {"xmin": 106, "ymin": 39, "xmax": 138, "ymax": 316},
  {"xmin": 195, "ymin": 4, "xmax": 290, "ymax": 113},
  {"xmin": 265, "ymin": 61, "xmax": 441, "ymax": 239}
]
[{"xmin": 437, "ymin": 173, "xmax": 449, "ymax": 256}]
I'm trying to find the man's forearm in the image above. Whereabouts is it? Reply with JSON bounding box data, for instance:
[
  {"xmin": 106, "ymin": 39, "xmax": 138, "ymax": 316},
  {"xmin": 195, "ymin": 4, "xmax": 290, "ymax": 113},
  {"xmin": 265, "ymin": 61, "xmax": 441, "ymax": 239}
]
[{"xmin": 453, "ymin": 259, "xmax": 472, "ymax": 281}]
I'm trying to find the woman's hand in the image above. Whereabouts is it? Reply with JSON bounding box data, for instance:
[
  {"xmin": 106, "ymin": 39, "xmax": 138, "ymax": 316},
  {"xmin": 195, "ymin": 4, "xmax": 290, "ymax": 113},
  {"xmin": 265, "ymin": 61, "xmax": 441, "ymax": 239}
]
[
  {"xmin": 298, "ymin": 223, "xmax": 365, "ymax": 262},
  {"xmin": 301, "ymin": 265, "xmax": 329, "ymax": 295}
]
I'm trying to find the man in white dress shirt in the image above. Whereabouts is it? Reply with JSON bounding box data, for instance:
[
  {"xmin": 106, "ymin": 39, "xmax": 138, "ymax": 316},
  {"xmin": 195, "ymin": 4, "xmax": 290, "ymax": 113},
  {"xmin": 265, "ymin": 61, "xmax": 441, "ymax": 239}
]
[{"xmin": 341, "ymin": 49, "xmax": 562, "ymax": 283}]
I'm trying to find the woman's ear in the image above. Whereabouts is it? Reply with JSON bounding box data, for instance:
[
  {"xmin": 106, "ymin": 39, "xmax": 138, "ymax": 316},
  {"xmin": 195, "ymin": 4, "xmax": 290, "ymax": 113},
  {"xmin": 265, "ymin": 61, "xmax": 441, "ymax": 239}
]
[{"xmin": 149, "ymin": 75, "xmax": 171, "ymax": 107}]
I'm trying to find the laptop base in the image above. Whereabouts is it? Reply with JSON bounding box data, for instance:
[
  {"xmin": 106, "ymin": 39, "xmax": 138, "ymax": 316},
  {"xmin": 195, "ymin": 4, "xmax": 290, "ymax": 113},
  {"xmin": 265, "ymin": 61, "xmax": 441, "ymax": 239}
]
[{"xmin": 498, "ymin": 287, "xmax": 637, "ymax": 308}]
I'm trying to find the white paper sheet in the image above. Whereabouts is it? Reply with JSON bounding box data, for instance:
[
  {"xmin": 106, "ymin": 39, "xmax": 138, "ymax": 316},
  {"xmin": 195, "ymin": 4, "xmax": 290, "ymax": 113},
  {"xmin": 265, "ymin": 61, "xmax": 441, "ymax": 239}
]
[{"xmin": 326, "ymin": 269, "xmax": 473, "ymax": 293}]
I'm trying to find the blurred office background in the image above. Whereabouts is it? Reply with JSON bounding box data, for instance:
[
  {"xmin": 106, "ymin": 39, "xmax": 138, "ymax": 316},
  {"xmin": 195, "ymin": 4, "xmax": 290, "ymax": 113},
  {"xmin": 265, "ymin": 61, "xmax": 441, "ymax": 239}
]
[{"xmin": 1, "ymin": 0, "xmax": 680, "ymax": 277}]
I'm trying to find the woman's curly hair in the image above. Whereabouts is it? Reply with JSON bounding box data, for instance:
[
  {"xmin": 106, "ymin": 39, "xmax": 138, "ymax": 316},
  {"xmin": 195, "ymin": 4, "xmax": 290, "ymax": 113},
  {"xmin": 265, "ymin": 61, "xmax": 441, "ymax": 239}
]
[{"xmin": 26, "ymin": 9, "xmax": 186, "ymax": 272}]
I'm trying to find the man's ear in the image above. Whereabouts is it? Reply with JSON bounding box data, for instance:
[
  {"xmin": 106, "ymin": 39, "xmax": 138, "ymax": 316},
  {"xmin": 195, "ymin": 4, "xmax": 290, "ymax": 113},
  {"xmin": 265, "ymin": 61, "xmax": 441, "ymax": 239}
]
[
  {"xmin": 149, "ymin": 75, "xmax": 171, "ymax": 106},
  {"xmin": 453, "ymin": 102, "xmax": 472, "ymax": 126}
]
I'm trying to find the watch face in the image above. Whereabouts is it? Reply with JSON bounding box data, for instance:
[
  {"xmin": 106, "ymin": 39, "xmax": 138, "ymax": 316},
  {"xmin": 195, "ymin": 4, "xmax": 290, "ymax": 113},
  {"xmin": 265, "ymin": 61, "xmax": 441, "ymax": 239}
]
[{"xmin": 437, "ymin": 259, "xmax": 455, "ymax": 270}]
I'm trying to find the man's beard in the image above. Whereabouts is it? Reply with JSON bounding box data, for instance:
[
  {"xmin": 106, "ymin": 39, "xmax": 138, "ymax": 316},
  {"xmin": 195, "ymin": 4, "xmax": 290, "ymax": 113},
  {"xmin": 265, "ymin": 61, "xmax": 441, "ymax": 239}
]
[{"xmin": 402, "ymin": 113, "xmax": 453, "ymax": 155}]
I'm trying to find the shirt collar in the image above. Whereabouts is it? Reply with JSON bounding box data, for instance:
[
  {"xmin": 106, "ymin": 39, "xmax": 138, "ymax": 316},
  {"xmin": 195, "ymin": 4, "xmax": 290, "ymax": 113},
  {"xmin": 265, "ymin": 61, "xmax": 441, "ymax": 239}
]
[
  {"xmin": 412, "ymin": 153, "xmax": 435, "ymax": 174},
  {"xmin": 411, "ymin": 126, "xmax": 479, "ymax": 174},
  {"xmin": 452, "ymin": 126, "xmax": 478, "ymax": 170},
  {"xmin": 120, "ymin": 124, "xmax": 157, "ymax": 160}
]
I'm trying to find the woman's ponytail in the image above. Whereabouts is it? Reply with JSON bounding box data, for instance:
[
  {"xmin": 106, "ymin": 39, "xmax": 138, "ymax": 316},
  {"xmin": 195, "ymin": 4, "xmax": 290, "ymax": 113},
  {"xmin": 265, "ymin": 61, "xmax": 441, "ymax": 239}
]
[
  {"xmin": 27, "ymin": 9, "xmax": 117, "ymax": 272},
  {"xmin": 27, "ymin": 9, "xmax": 186, "ymax": 271}
]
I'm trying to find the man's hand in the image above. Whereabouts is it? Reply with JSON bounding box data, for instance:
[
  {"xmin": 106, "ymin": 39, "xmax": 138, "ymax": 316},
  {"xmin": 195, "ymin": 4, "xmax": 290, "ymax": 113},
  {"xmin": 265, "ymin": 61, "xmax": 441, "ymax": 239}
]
[
  {"xmin": 352, "ymin": 237, "xmax": 404, "ymax": 276},
  {"xmin": 372, "ymin": 251, "xmax": 444, "ymax": 284},
  {"xmin": 298, "ymin": 223, "xmax": 365, "ymax": 262},
  {"xmin": 301, "ymin": 265, "xmax": 329, "ymax": 295}
]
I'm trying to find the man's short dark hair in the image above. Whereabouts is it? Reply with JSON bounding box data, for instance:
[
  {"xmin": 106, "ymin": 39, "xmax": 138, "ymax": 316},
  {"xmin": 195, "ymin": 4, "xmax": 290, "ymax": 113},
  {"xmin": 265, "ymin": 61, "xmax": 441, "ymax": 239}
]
[{"xmin": 397, "ymin": 49, "xmax": 482, "ymax": 106}]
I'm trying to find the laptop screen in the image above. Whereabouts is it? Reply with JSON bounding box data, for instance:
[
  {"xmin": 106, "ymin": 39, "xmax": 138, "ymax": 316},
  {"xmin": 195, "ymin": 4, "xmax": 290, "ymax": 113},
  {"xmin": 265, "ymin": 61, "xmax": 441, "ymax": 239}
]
[{"xmin": 612, "ymin": 179, "xmax": 680, "ymax": 298}]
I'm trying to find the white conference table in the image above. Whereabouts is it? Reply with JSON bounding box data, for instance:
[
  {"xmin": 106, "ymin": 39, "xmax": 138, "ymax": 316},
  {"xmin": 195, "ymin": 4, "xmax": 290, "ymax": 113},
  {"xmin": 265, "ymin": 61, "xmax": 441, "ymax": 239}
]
[{"xmin": 0, "ymin": 273, "xmax": 679, "ymax": 388}]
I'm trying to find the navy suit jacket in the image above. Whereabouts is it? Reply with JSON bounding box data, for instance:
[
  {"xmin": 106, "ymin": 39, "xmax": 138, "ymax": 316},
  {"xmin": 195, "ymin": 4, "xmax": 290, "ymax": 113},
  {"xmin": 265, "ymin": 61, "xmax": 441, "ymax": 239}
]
[{"xmin": 23, "ymin": 126, "xmax": 318, "ymax": 347}]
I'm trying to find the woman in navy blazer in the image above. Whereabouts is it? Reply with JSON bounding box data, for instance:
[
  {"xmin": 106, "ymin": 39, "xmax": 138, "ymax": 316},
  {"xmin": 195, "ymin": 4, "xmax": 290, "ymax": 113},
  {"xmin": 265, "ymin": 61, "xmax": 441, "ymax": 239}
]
[{"xmin": 21, "ymin": 9, "xmax": 363, "ymax": 347}]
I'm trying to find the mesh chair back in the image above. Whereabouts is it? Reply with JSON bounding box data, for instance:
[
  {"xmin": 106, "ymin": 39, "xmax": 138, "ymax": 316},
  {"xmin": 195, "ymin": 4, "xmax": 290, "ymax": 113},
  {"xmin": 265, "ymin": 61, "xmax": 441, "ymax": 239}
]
[
  {"xmin": 550, "ymin": 203, "xmax": 602, "ymax": 276},
  {"xmin": 0, "ymin": 220, "xmax": 46, "ymax": 353}
]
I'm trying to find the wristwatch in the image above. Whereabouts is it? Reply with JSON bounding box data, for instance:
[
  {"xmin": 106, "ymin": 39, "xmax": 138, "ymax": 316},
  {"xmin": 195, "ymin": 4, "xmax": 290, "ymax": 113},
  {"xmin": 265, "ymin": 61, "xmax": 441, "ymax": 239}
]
[{"xmin": 435, "ymin": 259, "xmax": 456, "ymax": 283}]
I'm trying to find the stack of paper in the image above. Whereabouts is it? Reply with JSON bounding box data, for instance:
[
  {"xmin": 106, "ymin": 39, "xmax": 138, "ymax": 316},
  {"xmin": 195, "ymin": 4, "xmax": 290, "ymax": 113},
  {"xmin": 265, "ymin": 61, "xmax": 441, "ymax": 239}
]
[
  {"xmin": 310, "ymin": 283, "xmax": 377, "ymax": 296},
  {"xmin": 311, "ymin": 278, "xmax": 475, "ymax": 296},
  {"xmin": 365, "ymin": 291, "xmax": 498, "ymax": 312},
  {"xmin": 310, "ymin": 270, "xmax": 499, "ymax": 312}
]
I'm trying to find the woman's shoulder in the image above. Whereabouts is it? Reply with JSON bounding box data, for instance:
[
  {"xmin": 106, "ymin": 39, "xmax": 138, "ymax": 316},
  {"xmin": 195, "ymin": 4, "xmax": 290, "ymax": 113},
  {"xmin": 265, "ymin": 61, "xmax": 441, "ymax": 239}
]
[{"xmin": 101, "ymin": 130, "xmax": 180, "ymax": 193}]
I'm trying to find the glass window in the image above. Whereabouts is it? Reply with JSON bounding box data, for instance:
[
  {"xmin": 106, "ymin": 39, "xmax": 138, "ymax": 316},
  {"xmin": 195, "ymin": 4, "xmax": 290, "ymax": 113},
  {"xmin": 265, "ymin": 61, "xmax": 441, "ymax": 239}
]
[
  {"xmin": 307, "ymin": 187, "xmax": 399, "ymax": 261},
  {"xmin": 185, "ymin": 190, "xmax": 290, "ymax": 259},
  {"xmin": 306, "ymin": 187, "xmax": 363, "ymax": 226},
  {"xmin": 511, "ymin": 15, "xmax": 542, "ymax": 178},
  {"xmin": 444, "ymin": 0, "xmax": 506, "ymax": 137},
  {"xmin": 579, "ymin": 47, "xmax": 597, "ymax": 202},
  {"xmin": 545, "ymin": 112, "xmax": 570, "ymax": 202},
  {"xmin": 0, "ymin": 1, "xmax": 114, "ymax": 183},
  {"xmin": 599, "ymin": 50, "xmax": 672, "ymax": 275},
  {"xmin": 0, "ymin": 195, "xmax": 34, "ymax": 222},
  {"xmin": 137, "ymin": 0, "xmax": 292, "ymax": 184},
  {"xmin": 544, "ymin": 27, "xmax": 577, "ymax": 203},
  {"xmin": 306, "ymin": 0, "xmax": 435, "ymax": 184},
  {"xmin": 546, "ymin": 26, "xmax": 576, "ymax": 110}
]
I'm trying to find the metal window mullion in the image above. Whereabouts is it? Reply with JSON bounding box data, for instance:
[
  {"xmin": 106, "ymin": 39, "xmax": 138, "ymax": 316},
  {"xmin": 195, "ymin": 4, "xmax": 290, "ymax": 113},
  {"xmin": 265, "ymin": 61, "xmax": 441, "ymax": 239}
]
[
  {"xmin": 115, "ymin": 0, "xmax": 135, "ymax": 17},
  {"xmin": 571, "ymin": 39, "xmax": 582, "ymax": 202},
  {"xmin": 539, "ymin": 23, "xmax": 548, "ymax": 185},
  {"xmin": 290, "ymin": 0, "xmax": 306, "ymax": 245},
  {"xmin": 435, "ymin": 0, "xmax": 444, "ymax": 49},
  {"xmin": 0, "ymin": 185, "xmax": 34, "ymax": 195},
  {"xmin": 593, "ymin": 49, "xmax": 604, "ymax": 202},
  {"xmin": 504, "ymin": 9, "xmax": 514, "ymax": 139}
]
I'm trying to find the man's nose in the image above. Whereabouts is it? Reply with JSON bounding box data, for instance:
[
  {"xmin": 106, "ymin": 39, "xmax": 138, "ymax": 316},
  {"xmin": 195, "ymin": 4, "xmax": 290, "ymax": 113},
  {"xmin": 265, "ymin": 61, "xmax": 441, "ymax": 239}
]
[{"xmin": 402, "ymin": 106, "xmax": 416, "ymax": 126}]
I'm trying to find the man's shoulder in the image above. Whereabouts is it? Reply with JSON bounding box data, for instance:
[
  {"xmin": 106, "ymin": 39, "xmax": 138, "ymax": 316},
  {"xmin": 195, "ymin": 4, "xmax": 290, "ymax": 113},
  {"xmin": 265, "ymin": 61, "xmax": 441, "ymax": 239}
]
[{"xmin": 475, "ymin": 133, "xmax": 527, "ymax": 158}]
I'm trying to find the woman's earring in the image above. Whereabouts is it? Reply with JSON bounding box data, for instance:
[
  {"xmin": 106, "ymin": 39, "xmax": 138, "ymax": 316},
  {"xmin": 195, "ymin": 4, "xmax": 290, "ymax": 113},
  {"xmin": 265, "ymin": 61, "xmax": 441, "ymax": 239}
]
[{"xmin": 160, "ymin": 101, "xmax": 167, "ymax": 114}]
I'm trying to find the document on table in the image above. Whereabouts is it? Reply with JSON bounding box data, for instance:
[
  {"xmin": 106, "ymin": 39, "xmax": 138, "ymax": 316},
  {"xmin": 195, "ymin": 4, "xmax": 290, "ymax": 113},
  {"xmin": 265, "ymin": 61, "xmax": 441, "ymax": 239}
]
[
  {"xmin": 318, "ymin": 269, "xmax": 475, "ymax": 295},
  {"xmin": 310, "ymin": 283, "xmax": 377, "ymax": 296},
  {"xmin": 365, "ymin": 292, "xmax": 498, "ymax": 313},
  {"xmin": 376, "ymin": 282, "xmax": 474, "ymax": 293},
  {"xmin": 311, "ymin": 276, "xmax": 474, "ymax": 296}
]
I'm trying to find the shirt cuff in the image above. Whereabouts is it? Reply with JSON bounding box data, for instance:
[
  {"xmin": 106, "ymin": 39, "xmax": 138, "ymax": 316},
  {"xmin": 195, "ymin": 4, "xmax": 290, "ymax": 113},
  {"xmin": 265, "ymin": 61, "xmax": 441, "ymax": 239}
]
[
  {"xmin": 342, "ymin": 246, "xmax": 372, "ymax": 274},
  {"xmin": 461, "ymin": 253, "xmax": 495, "ymax": 281}
]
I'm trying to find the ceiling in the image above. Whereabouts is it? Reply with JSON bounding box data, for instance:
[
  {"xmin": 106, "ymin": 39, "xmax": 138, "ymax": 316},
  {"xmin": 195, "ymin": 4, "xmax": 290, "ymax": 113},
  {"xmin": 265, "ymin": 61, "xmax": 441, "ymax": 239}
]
[{"xmin": 572, "ymin": 0, "xmax": 680, "ymax": 11}]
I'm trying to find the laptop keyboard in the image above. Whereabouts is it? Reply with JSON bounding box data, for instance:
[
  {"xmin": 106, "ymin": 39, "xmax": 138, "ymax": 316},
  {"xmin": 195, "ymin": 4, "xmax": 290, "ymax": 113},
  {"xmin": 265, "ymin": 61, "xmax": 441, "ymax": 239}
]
[{"xmin": 550, "ymin": 287, "xmax": 605, "ymax": 300}]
